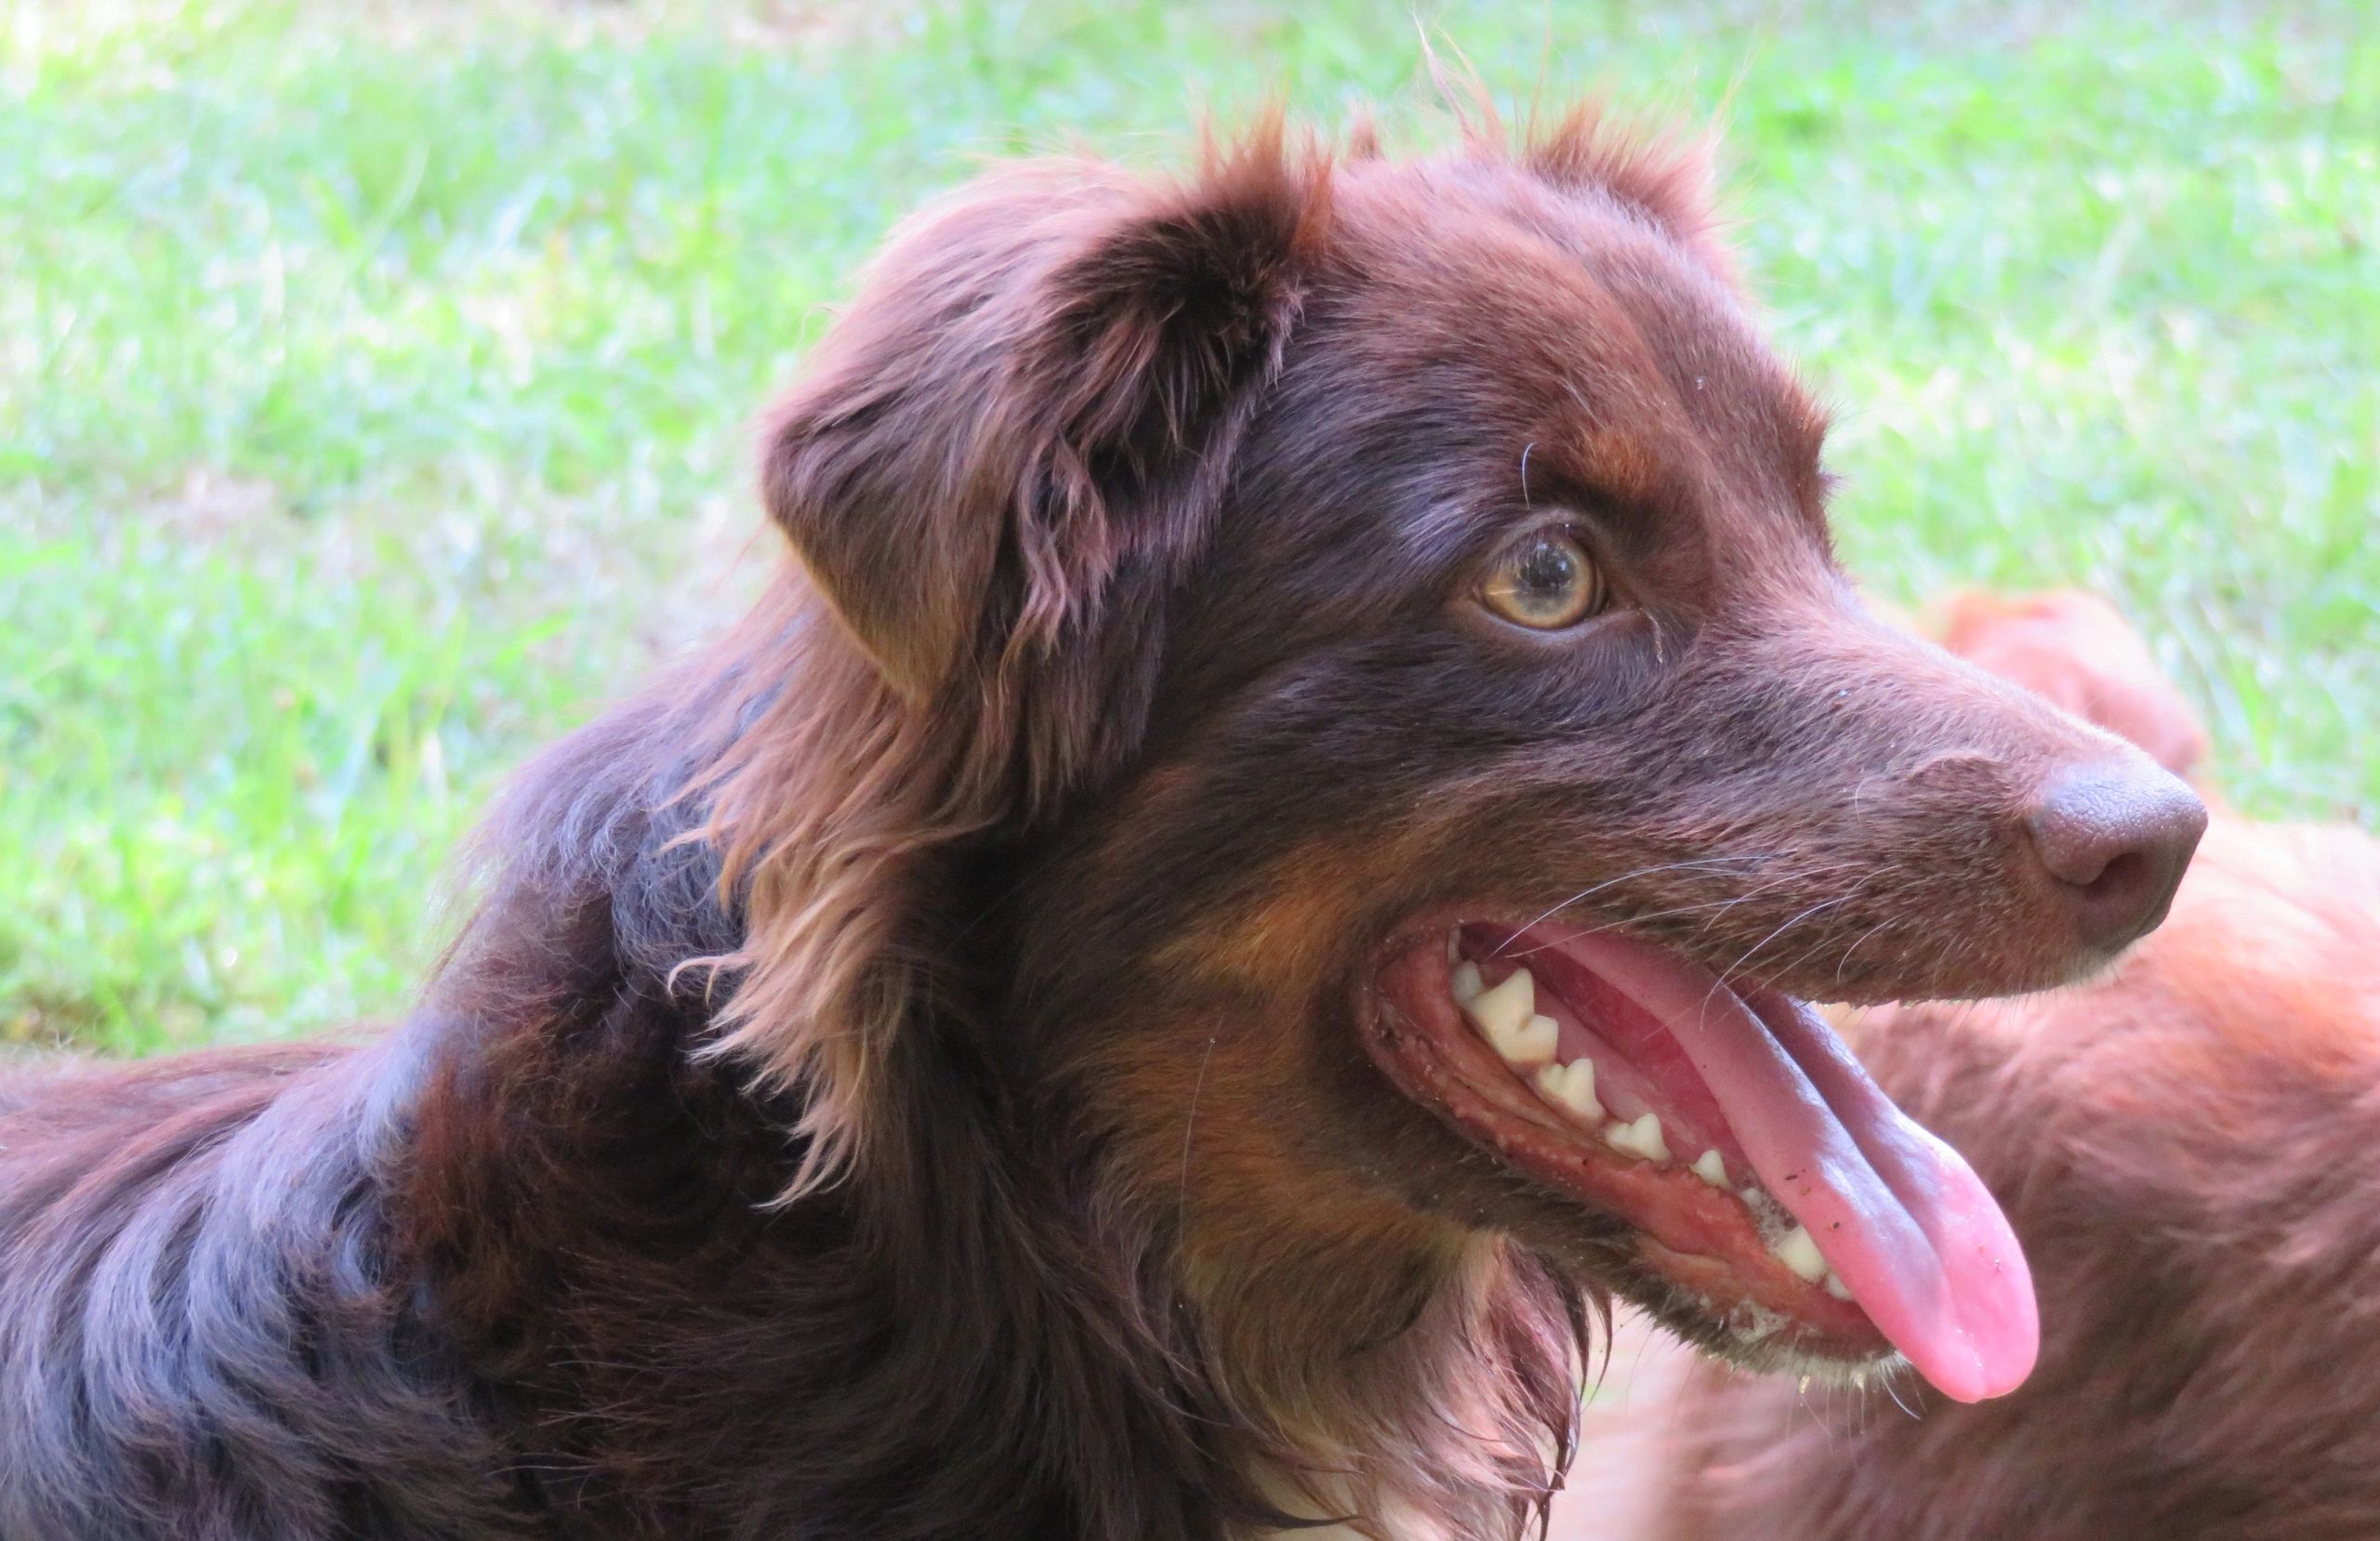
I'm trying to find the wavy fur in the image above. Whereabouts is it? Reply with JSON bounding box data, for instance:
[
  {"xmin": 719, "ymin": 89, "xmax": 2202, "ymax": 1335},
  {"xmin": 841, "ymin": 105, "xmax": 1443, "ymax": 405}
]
[{"xmin": 0, "ymin": 112, "xmax": 2177, "ymax": 1541}]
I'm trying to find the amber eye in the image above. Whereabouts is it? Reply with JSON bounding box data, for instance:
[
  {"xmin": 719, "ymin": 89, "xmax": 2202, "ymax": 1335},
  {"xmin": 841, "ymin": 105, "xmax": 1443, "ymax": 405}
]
[{"xmin": 1478, "ymin": 528, "xmax": 1606, "ymax": 630}]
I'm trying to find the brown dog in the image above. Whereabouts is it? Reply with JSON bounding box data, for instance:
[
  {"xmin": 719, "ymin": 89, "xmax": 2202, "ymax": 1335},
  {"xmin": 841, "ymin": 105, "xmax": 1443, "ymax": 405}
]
[
  {"xmin": 0, "ymin": 115, "xmax": 2202, "ymax": 1541},
  {"xmin": 1566, "ymin": 596, "xmax": 2379, "ymax": 1541}
]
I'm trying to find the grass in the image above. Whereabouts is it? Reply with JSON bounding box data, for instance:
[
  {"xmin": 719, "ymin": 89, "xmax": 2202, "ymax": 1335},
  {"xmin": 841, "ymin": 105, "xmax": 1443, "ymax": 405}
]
[{"xmin": 3, "ymin": 0, "xmax": 2373, "ymax": 1054}]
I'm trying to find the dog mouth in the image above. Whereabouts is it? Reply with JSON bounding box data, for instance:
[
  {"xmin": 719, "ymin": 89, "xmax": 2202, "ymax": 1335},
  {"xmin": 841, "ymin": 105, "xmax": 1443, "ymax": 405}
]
[{"xmin": 1363, "ymin": 916, "xmax": 2039, "ymax": 1403}]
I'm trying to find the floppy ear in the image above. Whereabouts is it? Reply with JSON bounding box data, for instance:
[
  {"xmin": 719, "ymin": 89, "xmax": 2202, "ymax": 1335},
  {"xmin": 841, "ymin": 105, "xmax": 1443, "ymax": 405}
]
[
  {"xmin": 760, "ymin": 125, "xmax": 1332, "ymax": 703},
  {"xmin": 707, "ymin": 131, "xmax": 1329, "ymax": 1196}
]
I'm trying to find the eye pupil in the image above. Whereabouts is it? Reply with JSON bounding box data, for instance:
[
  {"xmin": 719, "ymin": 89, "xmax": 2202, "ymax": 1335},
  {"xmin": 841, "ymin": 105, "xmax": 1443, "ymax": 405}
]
[
  {"xmin": 1479, "ymin": 528, "xmax": 1604, "ymax": 630},
  {"xmin": 1516, "ymin": 538, "xmax": 1576, "ymax": 602}
]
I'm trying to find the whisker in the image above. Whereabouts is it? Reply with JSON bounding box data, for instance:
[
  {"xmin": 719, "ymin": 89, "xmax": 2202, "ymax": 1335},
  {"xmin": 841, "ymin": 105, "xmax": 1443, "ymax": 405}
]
[
  {"xmin": 1705, "ymin": 894, "xmax": 1858, "ymax": 1009},
  {"xmin": 1489, "ymin": 853, "xmax": 1855, "ymax": 958},
  {"xmin": 1493, "ymin": 856, "xmax": 1771, "ymax": 950},
  {"xmin": 1672, "ymin": 866, "xmax": 1865, "ymax": 945},
  {"xmin": 1176, "ymin": 1029, "xmax": 1221, "ymax": 1234},
  {"xmin": 1832, "ymin": 915, "xmax": 1900, "ymax": 988},
  {"xmin": 1497, "ymin": 878, "xmax": 1858, "ymax": 960}
]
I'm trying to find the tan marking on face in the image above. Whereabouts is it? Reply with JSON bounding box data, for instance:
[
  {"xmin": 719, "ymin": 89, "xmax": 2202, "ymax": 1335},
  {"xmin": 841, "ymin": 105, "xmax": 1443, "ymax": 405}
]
[
  {"xmin": 1149, "ymin": 830, "xmax": 1415, "ymax": 994},
  {"xmin": 1558, "ymin": 423, "xmax": 1676, "ymax": 512}
]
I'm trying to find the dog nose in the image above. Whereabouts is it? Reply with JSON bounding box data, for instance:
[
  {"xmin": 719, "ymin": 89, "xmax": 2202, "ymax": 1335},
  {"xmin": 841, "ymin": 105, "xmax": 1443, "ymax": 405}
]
[{"xmin": 2023, "ymin": 762, "xmax": 2207, "ymax": 952}]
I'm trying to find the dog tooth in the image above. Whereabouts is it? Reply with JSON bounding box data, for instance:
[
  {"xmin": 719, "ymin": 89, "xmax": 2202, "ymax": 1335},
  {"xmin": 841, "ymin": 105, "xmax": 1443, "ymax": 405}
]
[
  {"xmin": 1822, "ymin": 1271, "xmax": 1854, "ymax": 1301},
  {"xmin": 1691, "ymin": 1149, "xmax": 1727, "ymax": 1188},
  {"xmin": 1534, "ymin": 1059, "xmax": 1602, "ymax": 1122},
  {"xmin": 1461, "ymin": 966, "xmax": 1533, "ymax": 1040},
  {"xmin": 1495, "ymin": 1011, "xmax": 1559, "ymax": 1069},
  {"xmin": 1602, "ymin": 1112, "xmax": 1669, "ymax": 1164},
  {"xmin": 1560, "ymin": 1057, "xmax": 1602, "ymax": 1120},
  {"xmin": 1449, "ymin": 960, "xmax": 1483, "ymax": 1006},
  {"xmin": 1769, "ymin": 1223, "xmax": 1828, "ymax": 1284}
]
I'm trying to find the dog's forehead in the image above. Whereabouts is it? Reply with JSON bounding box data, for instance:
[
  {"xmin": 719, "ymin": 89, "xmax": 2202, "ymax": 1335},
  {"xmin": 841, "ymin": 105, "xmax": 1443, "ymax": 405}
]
[{"xmin": 1323, "ymin": 160, "xmax": 1830, "ymax": 547}]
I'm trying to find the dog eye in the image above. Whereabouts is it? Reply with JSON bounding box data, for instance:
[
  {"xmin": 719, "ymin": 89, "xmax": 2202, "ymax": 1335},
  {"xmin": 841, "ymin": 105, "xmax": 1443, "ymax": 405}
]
[{"xmin": 1478, "ymin": 529, "xmax": 1606, "ymax": 630}]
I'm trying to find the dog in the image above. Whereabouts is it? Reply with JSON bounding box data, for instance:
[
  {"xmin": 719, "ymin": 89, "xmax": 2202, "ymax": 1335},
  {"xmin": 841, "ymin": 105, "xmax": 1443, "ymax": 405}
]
[
  {"xmin": 1560, "ymin": 595, "xmax": 2380, "ymax": 1541},
  {"xmin": 0, "ymin": 112, "xmax": 2206, "ymax": 1541}
]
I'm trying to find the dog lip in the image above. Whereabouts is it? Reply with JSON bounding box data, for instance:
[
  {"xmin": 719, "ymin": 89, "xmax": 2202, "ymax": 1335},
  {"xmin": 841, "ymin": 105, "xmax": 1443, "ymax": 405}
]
[
  {"xmin": 1357, "ymin": 910, "xmax": 1889, "ymax": 1360},
  {"xmin": 1360, "ymin": 907, "xmax": 2041, "ymax": 1402}
]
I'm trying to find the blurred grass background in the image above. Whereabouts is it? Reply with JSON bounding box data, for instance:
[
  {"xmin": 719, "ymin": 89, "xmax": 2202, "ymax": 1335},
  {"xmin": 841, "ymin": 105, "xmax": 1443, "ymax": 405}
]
[{"xmin": 2, "ymin": 0, "xmax": 2373, "ymax": 1054}]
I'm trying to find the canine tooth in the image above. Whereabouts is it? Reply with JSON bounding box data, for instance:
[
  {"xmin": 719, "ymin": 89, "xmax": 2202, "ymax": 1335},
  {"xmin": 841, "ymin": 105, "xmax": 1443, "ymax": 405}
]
[
  {"xmin": 1534, "ymin": 1059, "xmax": 1602, "ymax": 1122},
  {"xmin": 1770, "ymin": 1223, "xmax": 1828, "ymax": 1284},
  {"xmin": 1691, "ymin": 1149, "xmax": 1728, "ymax": 1188},
  {"xmin": 1449, "ymin": 960, "xmax": 1483, "ymax": 1006},
  {"xmin": 1823, "ymin": 1271, "xmax": 1854, "ymax": 1301},
  {"xmin": 1603, "ymin": 1112, "xmax": 1669, "ymax": 1164},
  {"xmin": 1462, "ymin": 967, "xmax": 1533, "ymax": 1040}
]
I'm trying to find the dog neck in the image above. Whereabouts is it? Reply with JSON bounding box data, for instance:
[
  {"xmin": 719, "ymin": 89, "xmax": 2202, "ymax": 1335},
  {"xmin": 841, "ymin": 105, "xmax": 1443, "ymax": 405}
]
[
  {"xmin": 393, "ymin": 906, "xmax": 1574, "ymax": 1537},
  {"xmin": 379, "ymin": 622, "xmax": 1581, "ymax": 1539},
  {"xmin": 1209, "ymin": 1236, "xmax": 1579, "ymax": 1541}
]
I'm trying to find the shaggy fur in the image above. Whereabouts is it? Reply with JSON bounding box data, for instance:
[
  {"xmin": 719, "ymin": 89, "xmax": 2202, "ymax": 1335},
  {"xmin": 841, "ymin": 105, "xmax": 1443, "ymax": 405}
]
[
  {"xmin": 0, "ymin": 112, "xmax": 2197, "ymax": 1541},
  {"xmin": 1564, "ymin": 598, "xmax": 2380, "ymax": 1541}
]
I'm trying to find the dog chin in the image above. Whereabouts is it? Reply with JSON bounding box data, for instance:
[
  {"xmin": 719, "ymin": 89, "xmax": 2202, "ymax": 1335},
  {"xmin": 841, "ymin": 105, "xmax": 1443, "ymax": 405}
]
[{"xmin": 1623, "ymin": 1269, "xmax": 1907, "ymax": 1387}]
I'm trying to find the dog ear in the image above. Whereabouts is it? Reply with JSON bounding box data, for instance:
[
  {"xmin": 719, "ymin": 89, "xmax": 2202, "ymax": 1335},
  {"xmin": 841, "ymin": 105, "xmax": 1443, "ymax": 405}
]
[
  {"xmin": 708, "ymin": 134, "xmax": 1329, "ymax": 1194},
  {"xmin": 760, "ymin": 125, "xmax": 1331, "ymax": 702}
]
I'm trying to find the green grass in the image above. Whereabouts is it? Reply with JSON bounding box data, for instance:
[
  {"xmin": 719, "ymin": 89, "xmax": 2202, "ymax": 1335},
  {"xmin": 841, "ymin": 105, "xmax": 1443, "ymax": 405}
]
[{"xmin": 3, "ymin": 0, "xmax": 2374, "ymax": 1053}]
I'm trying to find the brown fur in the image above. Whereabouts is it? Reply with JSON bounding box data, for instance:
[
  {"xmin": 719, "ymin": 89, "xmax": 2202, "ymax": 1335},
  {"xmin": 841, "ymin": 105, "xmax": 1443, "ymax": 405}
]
[{"xmin": 0, "ymin": 112, "xmax": 2200, "ymax": 1541}]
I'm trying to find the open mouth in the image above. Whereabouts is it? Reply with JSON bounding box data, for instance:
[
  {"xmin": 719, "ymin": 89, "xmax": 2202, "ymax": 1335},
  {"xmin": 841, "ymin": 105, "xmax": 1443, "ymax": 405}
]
[{"xmin": 1364, "ymin": 917, "xmax": 2039, "ymax": 1403}]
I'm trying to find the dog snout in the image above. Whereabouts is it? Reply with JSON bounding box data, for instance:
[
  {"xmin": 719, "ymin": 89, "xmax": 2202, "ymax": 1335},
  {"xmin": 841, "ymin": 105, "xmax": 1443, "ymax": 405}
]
[{"xmin": 2022, "ymin": 761, "xmax": 2207, "ymax": 953}]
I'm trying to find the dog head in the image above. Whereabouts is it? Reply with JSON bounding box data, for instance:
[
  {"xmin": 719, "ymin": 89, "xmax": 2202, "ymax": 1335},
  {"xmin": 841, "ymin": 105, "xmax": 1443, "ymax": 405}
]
[{"xmin": 722, "ymin": 109, "xmax": 2206, "ymax": 1460}]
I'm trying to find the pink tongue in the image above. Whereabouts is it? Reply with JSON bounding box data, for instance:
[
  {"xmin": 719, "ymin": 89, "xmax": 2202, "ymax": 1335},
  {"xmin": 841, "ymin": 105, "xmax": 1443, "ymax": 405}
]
[{"xmin": 1550, "ymin": 928, "xmax": 2038, "ymax": 1403}]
